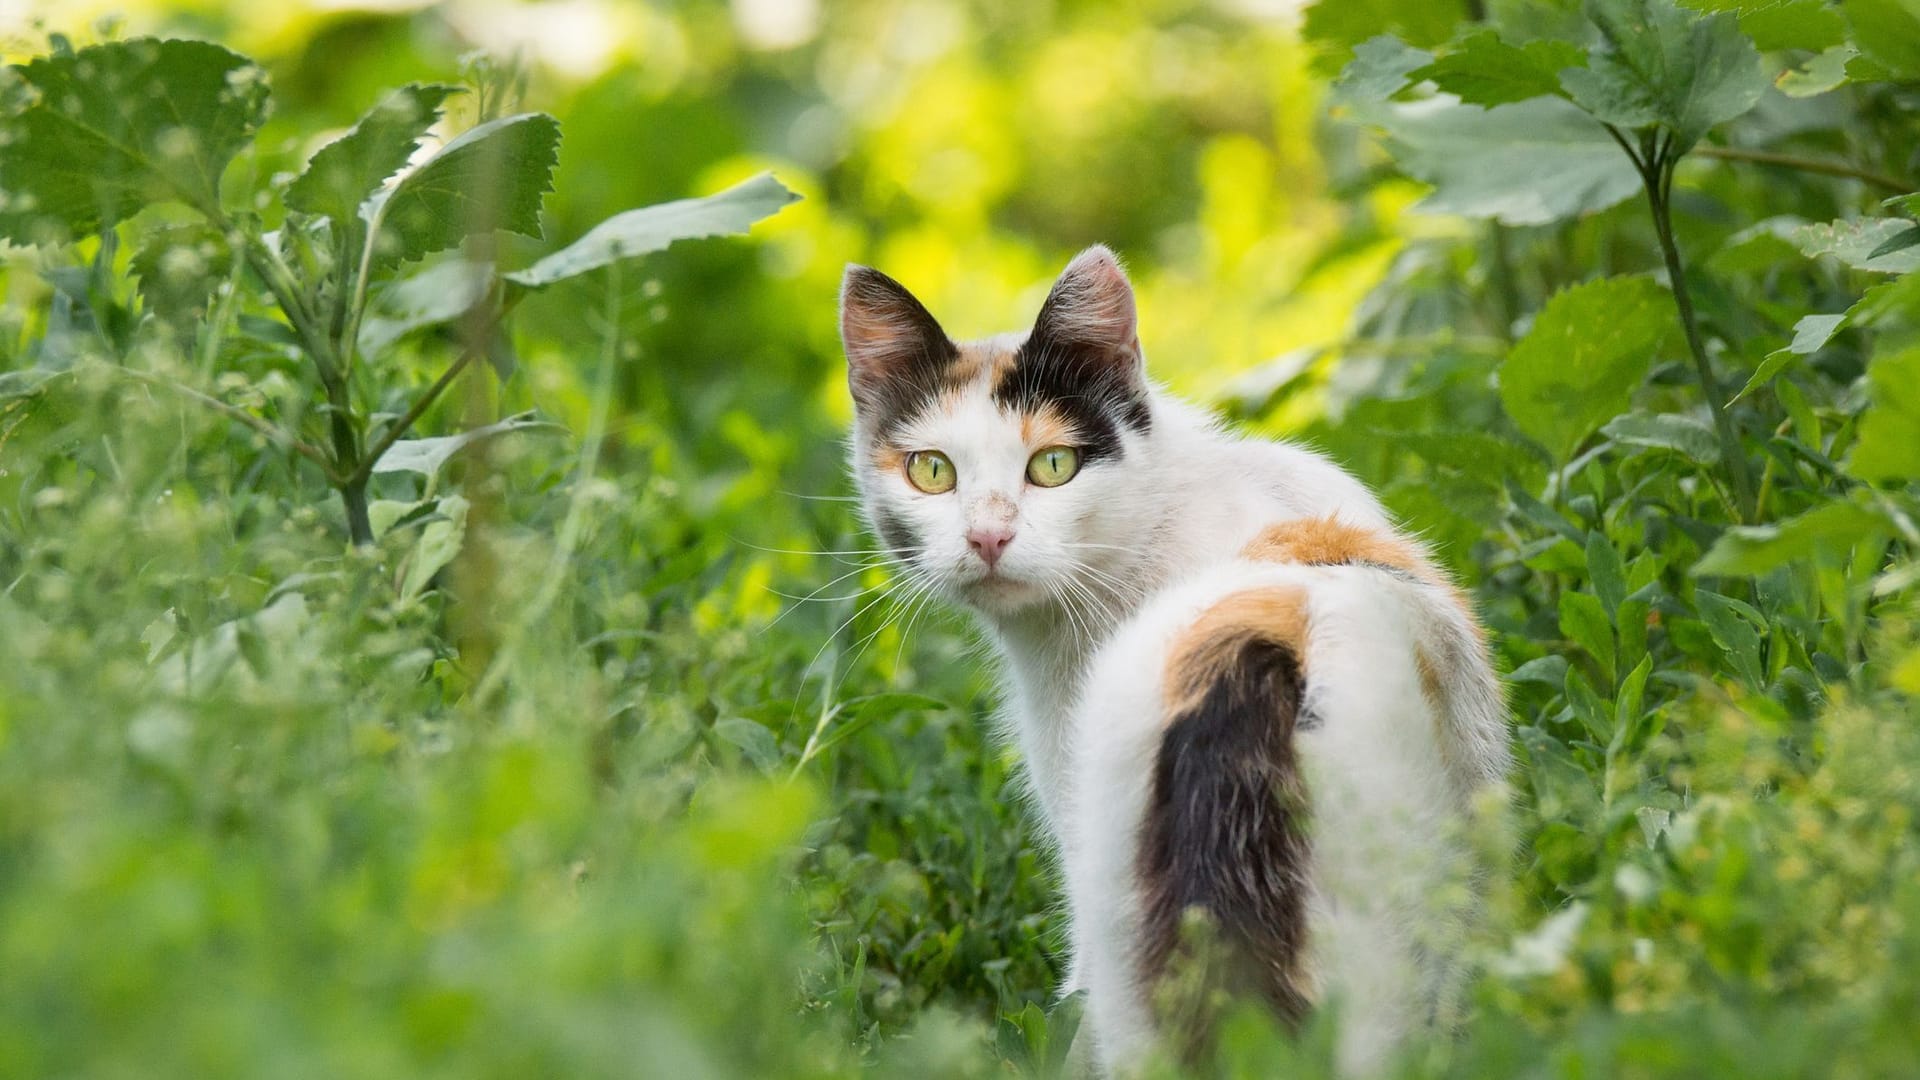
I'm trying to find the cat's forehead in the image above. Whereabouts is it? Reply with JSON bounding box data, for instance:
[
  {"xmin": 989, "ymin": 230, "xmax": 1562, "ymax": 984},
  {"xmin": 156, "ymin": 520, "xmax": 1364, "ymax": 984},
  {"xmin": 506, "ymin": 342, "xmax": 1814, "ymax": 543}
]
[{"xmin": 887, "ymin": 333, "xmax": 1079, "ymax": 453}]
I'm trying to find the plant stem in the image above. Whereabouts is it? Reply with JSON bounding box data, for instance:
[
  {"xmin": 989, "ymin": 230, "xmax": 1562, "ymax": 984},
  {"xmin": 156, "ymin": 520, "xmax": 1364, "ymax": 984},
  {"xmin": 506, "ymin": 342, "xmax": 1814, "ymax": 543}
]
[
  {"xmin": 120, "ymin": 368, "xmax": 338, "ymax": 480},
  {"xmin": 1694, "ymin": 145, "xmax": 1910, "ymax": 195},
  {"xmin": 339, "ymin": 477, "xmax": 373, "ymax": 546},
  {"xmin": 1634, "ymin": 136, "xmax": 1757, "ymax": 522},
  {"xmin": 353, "ymin": 344, "xmax": 480, "ymax": 486}
]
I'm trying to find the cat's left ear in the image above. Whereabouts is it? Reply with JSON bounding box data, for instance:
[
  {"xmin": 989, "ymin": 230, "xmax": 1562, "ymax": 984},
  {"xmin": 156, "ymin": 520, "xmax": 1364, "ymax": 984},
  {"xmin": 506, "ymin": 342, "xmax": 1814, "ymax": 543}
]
[{"xmin": 1029, "ymin": 245, "xmax": 1142, "ymax": 382}]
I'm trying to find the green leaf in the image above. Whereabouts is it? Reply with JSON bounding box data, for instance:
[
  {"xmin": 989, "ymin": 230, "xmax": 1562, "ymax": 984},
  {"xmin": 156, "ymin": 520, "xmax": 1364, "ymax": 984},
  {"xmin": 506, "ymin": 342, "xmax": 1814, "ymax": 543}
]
[
  {"xmin": 368, "ymin": 112, "xmax": 561, "ymax": 264},
  {"xmin": 1731, "ymin": 312, "xmax": 1846, "ymax": 402},
  {"xmin": 1600, "ymin": 411, "xmax": 1722, "ymax": 463},
  {"xmin": 285, "ymin": 83, "xmax": 458, "ymax": 223},
  {"xmin": 1562, "ymin": 0, "xmax": 1768, "ymax": 151},
  {"xmin": 131, "ymin": 223, "xmax": 233, "ymax": 324},
  {"xmin": 1848, "ymin": 344, "xmax": 1920, "ymax": 483},
  {"xmin": 1380, "ymin": 95, "xmax": 1642, "ymax": 225},
  {"xmin": 1409, "ymin": 31, "xmax": 1586, "ymax": 107},
  {"xmin": 0, "ymin": 39, "xmax": 270, "ymax": 244},
  {"xmin": 1694, "ymin": 496, "xmax": 1893, "ymax": 575},
  {"xmin": 1844, "ymin": 0, "xmax": 1920, "ymax": 78},
  {"xmin": 370, "ymin": 410, "xmax": 560, "ymax": 479},
  {"xmin": 398, "ymin": 495, "xmax": 467, "ymax": 603},
  {"xmin": 1380, "ymin": 428, "xmax": 1550, "ymax": 488},
  {"xmin": 1586, "ymin": 531, "xmax": 1629, "ymax": 616},
  {"xmin": 1682, "ymin": 0, "xmax": 1849, "ymax": 50},
  {"xmin": 505, "ymin": 172, "xmax": 801, "ymax": 289},
  {"xmin": 357, "ymin": 258, "xmax": 495, "ymax": 357},
  {"xmin": 1500, "ymin": 276, "xmax": 1672, "ymax": 459},
  {"xmin": 1695, "ymin": 590, "xmax": 1766, "ymax": 688},
  {"xmin": 713, "ymin": 717, "xmax": 781, "ymax": 773},
  {"xmin": 1866, "ymin": 224, "xmax": 1920, "ymax": 261},
  {"xmin": 1794, "ymin": 217, "xmax": 1920, "ymax": 273},
  {"xmin": 1331, "ymin": 35, "xmax": 1433, "ymax": 105},
  {"xmin": 1302, "ymin": 0, "xmax": 1467, "ymax": 72},
  {"xmin": 1777, "ymin": 45, "xmax": 1857, "ymax": 97},
  {"xmin": 1561, "ymin": 590, "xmax": 1617, "ymax": 684}
]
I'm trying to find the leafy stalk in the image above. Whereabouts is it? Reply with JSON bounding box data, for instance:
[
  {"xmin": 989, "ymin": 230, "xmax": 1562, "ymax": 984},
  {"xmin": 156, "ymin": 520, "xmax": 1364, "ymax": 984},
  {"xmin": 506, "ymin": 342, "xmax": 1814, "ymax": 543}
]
[{"xmin": 1607, "ymin": 124, "xmax": 1757, "ymax": 521}]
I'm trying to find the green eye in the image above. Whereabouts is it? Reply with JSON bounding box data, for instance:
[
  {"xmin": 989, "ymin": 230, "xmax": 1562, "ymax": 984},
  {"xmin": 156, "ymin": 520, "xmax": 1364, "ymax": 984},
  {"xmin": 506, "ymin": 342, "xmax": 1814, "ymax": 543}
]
[
  {"xmin": 905, "ymin": 450, "xmax": 956, "ymax": 494},
  {"xmin": 1026, "ymin": 446, "xmax": 1080, "ymax": 488}
]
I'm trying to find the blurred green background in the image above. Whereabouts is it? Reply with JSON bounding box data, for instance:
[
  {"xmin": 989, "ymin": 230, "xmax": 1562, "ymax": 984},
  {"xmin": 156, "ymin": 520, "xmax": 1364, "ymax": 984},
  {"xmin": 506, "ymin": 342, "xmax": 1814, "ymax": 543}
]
[{"xmin": 3, "ymin": 0, "xmax": 1919, "ymax": 1076}]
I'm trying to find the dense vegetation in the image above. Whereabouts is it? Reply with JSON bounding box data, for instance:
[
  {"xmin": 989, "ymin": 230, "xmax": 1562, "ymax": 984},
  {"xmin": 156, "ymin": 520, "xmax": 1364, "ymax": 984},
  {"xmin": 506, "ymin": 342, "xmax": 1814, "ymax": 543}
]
[{"xmin": 1, "ymin": 0, "xmax": 1916, "ymax": 1075}]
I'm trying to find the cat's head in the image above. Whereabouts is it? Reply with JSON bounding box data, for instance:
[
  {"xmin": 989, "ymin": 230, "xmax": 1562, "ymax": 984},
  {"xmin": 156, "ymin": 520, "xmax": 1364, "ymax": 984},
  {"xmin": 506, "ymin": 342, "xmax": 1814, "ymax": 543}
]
[{"xmin": 840, "ymin": 245, "xmax": 1154, "ymax": 619}]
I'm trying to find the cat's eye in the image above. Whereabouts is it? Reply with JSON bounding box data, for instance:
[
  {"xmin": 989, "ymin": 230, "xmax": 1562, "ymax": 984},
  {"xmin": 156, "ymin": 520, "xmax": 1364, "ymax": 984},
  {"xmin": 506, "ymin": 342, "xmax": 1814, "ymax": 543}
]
[
  {"xmin": 1027, "ymin": 446, "xmax": 1080, "ymax": 488},
  {"xmin": 905, "ymin": 450, "xmax": 956, "ymax": 494}
]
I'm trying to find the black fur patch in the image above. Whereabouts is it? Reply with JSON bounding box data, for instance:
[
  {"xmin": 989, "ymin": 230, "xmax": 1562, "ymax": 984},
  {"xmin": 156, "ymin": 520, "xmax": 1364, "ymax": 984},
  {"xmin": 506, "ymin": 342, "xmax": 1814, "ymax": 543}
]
[
  {"xmin": 1137, "ymin": 635, "xmax": 1313, "ymax": 1041},
  {"xmin": 843, "ymin": 266, "xmax": 962, "ymax": 436},
  {"xmin": 993, "ymin": 336, "xmax": 1150, "ymax": 465},
  {"xmin": 870, "ymin": 504, "xmax": 917, "ymax": 559}
]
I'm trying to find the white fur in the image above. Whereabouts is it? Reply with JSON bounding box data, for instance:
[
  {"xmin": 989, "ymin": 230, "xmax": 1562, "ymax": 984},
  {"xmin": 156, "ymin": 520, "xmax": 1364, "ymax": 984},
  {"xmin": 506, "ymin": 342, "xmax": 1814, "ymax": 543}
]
[{"xmin": 846, "ymin": 260, "xmax": 1509, "ymax": 1075}]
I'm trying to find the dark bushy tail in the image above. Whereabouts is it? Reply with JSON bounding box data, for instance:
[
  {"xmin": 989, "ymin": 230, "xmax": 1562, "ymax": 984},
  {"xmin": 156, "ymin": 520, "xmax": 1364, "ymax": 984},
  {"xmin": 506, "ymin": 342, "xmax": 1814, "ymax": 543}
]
[{"xmin": 1137, "ymin": 591, "xmax": 1315, "ymax": 1035}]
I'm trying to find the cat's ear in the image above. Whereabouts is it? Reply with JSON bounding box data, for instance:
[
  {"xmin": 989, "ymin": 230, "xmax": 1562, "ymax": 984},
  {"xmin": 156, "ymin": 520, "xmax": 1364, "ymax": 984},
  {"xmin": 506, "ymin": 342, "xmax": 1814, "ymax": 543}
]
[
  {"xmin": 1029, "ymin": 245, "xmax": 1141, "ymax": 379},
  {"xmin": 840, "ymin": 265, "xmax": 958, "ymax": 413}
]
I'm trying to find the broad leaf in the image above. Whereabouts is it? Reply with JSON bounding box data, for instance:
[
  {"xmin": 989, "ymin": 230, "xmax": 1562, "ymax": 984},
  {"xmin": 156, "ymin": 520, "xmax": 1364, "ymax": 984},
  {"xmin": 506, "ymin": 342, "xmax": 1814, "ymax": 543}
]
[
  {"xmin": 0, "ymin": 39, "xmax": 270, "ymax": 244},
  {"xmin": 358, "ymin": 258, "xmax": 495, "ymax": 357},
  {"xmin": 505, "ymin": 172, "xmax": 801, "ymax": 289},
  {"xmin": 1794, "ymin": 217, "xmax": 1920, "ymax": 273},
  {"xmin": 1562, "ymin": 0, "xmax": 1768, "ymax": 151},
  {"xmin": 1301, "ymin": 0, "xmax": 1466, "ymax": 72},
  {"xmin": 370, "ymin": 411, "xmax": 559, "ymax": 479},
  {"xmin": 1777, "ymin": 45, "xmax": 1856, "ymax": 97},
  {"xmin": 285, "ymin": 83, "xmax": 458, "ymax": 223},
  {"xmin": 1500, "ymin": 276, "xmax": 1672, "ymax": 458},
  {"xmin": 1330, "ymin": 35, "xmax": 1433, "ymax": 106},
  {"xmin": 1844, "ymin": 0, "xmax": 1920, "ymax": 78},
  {"xmin": 1682, "ymin": 0, "xmax": 1849, "ymax": 51},
  {"xmin": 1695, "ymin": 496, "xmax": 1893, "ymax": 574},
  {"xmin": 1409, "ymin": 32, "xmax": 1585, "ymax": 107},
  {"xmin": 131, "ymin": 224, "xmax": 234, "ymax": 326},
  {"xmin": 1848, "ymin": 344, "xmax": 1920, "ymax": 483},
  {"xmin": 1600, "ymin": 411, "xmax": 1722, "ymax": 464},
  {"xmin": 368, "ymin": 112, "xmax": 561, "ymax": 264},
  {"xmin": 1381, "ymin": 95, "xmax": 1641, "ymax": 225}
]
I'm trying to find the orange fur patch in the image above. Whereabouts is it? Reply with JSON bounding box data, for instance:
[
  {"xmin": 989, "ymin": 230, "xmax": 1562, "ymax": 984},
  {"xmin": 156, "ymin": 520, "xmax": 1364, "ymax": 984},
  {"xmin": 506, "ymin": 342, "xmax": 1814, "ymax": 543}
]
[
  {"xmin": 1241, "ymin": 517, "xmax": 1481, "ymax": 640},
  {"xmin": 949, "ymin": 339, "xmax": 1019, "ymax": 386},
  {"xmin": 1019, "ymin": 402, "xmax": 1077, "ymax": 448},
  {"xmin": 869, "ymin": 445, "xmax": 906, "ymax": 473},
  {"xmin": 1163, "ymin": 586, "xmax": 1311, "ymax": 723}
]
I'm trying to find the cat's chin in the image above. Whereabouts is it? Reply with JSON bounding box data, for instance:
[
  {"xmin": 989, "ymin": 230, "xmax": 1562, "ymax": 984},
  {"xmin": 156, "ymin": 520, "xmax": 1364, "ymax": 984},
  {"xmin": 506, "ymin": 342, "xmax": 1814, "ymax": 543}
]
[{"xmin": 960, "ymin": 574, "xmax": 1044, "ymax": 615}]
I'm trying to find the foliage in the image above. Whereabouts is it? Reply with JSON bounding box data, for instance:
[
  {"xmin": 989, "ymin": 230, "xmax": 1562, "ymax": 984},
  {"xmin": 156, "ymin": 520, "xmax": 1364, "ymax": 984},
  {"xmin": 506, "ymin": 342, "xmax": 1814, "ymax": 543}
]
[{"xmin": 2, "ymin": 0, "xmax": 1919, "ymax": 1076}]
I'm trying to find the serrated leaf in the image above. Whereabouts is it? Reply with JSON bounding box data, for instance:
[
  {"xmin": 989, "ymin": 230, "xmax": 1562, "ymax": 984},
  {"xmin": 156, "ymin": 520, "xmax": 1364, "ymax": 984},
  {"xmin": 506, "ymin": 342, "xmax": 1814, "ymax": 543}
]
[
  {"xmin": 1500, "ymin": 276, "xmax": 1672, "ymax": 459},
  {"xmin": 1848, "ymin": 344, "xmax": 1920, "ymax": 483},
  {"xmin": 131, "ymin": 223, "xmax": 233, "ymax": 323},
  {"xmin": 1794, "ymin": 217, "xmax": 1920, "ymax": 273},
  {"xmin": 1682, "ymin": 0, "xmax": 1849, "ymax": 50},
  {"xmin": 357, "ymin": 258, "xmax": 495, "ymax": 357},
  {"xmin": 1409, "ymin": 32, "xmax": 1585, "ymax": 107},
  {"xmin": 1600, "ymin": 410, "xmax": 1723, "ymax": 463},
  {"xmin": 1331, "ymin": 35, "xmax": 1434, "ymax": 105},
  {"xmin": 505, "ymin": 172, "xmax": 800, "ymax": 289},
  {"xmin": 1844, "ymin": 0, "xmax": 1920, "ymax": 78},
  {"xmin": 1381, "ymin": 95, "xmax": 1642, "ymax": 225},
  {"xmin": 1562, "ymin": 0, "xmax": 1767, "ymax": 151},
  {"xmin": 1731, "ymin": 313, "xmax": 1846, "ymax": 402},
  {"xmin": 370, "ymin": 411, "xmax": 559, "ymax": 479},
  {"xmin": 1302, "ymin": 0, "xmax": 1466, "ymax": 72},
  {"xmin": 1694, "ymin": 496, "xmax": 1892, "ymax": 574},
  {"xmin": 368, "ymin": 112, "xmax": 560, "ymax": 264},
  {"xmin": 285, "ymin": 83, "xmax": 458, "ymax": 223},
  {"xmin": 0, "ymin": 39, "xmax": 270, "ymax": 244}
]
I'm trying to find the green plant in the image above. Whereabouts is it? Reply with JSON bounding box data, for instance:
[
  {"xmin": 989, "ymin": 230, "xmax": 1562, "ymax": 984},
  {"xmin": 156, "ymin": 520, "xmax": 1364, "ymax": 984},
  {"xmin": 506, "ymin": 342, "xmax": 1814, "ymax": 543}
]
[{"xmin": 0, "ymin": 36, "xmax": 796, "ymax": 544}]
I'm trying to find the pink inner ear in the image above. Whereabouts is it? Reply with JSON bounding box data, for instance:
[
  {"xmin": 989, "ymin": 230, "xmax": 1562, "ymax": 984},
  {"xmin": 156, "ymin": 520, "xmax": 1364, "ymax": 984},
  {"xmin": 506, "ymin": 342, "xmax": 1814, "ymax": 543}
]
[
  {"xmin": 839, "ymin": 265, "xmax": 956, "ymax": 401},
  {"xmin": 1036, "ymin": 245, "xmax": 1138, "ymax": 353}
]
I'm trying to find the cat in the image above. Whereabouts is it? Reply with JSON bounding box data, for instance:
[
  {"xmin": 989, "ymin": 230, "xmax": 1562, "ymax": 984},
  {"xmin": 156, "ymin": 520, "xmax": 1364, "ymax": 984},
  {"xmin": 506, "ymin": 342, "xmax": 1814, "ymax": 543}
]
[{"xmin": 839, "ymin": 245, "xmax": 1510, "ymax": 1075}]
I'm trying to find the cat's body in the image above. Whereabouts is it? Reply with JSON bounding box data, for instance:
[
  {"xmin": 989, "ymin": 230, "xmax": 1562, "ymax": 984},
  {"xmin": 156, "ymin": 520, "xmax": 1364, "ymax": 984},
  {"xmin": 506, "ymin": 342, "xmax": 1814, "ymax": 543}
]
[{"xmin": 840, "ymin": 247, "xmax": 1509, "ymax": 1074}]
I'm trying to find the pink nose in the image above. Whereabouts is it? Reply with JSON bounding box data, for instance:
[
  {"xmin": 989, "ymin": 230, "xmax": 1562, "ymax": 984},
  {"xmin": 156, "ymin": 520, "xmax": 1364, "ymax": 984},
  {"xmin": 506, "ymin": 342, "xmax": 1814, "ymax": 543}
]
[{"xmin": 967, "ymin": 527, "xmax": 1014, "ymax": 568}]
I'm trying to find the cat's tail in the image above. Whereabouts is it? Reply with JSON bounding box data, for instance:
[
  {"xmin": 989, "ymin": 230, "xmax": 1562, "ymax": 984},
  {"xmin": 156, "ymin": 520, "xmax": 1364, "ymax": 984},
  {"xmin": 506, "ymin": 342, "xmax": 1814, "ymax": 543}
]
[{"xmin": 1136, "ymin": 584, "xmax": 1317, "ymax": 1028}]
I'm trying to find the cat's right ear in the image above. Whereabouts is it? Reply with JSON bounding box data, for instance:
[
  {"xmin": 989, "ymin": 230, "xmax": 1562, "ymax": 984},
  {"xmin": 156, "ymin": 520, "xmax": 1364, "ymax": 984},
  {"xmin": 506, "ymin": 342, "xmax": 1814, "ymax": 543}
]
[{"xmin": 840, "ymin": 265, "xmax": 958, "ymax": 415}]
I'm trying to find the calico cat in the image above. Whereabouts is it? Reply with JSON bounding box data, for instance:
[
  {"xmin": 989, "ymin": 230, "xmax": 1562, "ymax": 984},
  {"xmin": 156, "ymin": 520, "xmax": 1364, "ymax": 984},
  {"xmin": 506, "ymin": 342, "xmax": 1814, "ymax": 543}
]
[{"xmin": 840, "ymin": 246, "xmax": 1510, "ymax": 1074}]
